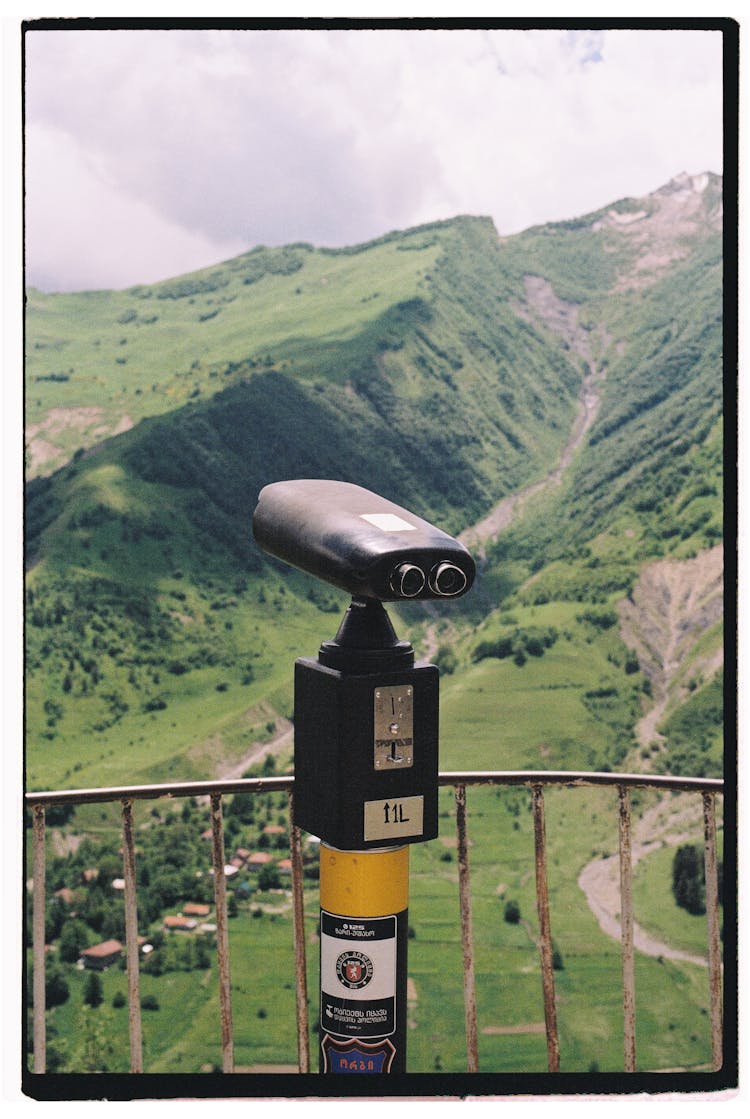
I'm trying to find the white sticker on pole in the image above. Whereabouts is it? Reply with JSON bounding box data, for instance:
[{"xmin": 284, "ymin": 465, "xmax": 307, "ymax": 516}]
[{"xmin": 320, "ymin": 911, "xmax": 397, "ymax": 1038}]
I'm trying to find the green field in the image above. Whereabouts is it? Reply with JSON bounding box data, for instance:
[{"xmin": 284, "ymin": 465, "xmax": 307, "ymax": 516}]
[
  {"xmin": 26, "ymin": 236, "xmax": 442, "ymax": 475},
  {"xmin": 35, "ymin": 778, "xmax": 719, "ymax": 1074}
]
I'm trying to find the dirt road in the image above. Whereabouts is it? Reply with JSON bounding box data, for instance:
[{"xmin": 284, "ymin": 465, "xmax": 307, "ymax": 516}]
[
  {"xmin": 577, "ymin": 793, "xmax": 711, "ymax": 967},
  {"xmin": 215, "ymin": 719, "xmax": 294, "ymax": 781}
]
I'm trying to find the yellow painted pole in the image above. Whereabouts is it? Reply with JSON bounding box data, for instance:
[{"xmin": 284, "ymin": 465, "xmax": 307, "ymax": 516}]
[
  {"xmin": 321, "ymin": 845, "xmax": 409, "ymax": 916},
  {"xmin": 318, "ymin": 844, "xmax": 410, "ymax": 1074}
]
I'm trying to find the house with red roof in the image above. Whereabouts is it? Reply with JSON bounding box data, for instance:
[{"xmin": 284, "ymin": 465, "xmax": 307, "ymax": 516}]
[
  {"xmin": 80, "ymin": 939, "xmax": 123, "ymax": 970},
  {"xmin": 163, "ymin": 915, "xmax": 197, "ymax": 932},
  {"xmin": 182, "ymin": 903, "xmax": 211, "ymax": 918},
  {"xmin": 245, "ymin": 851, "xmax": 273, "ymax": 870}
]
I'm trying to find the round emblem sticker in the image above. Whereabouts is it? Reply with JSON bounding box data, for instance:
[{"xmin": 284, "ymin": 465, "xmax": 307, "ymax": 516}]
[{"xmin": 336, "ymin": 951, "xmax": 374, "ymax": 990}]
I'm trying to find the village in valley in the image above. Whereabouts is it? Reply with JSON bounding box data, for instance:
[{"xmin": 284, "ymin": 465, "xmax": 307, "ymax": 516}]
[{"xmin": 30, "ymin": 757, "xmax": 318, "ymax": 1054}]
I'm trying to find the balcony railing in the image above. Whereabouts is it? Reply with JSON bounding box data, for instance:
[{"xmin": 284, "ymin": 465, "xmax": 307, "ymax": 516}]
[{"xmin": 25, "ymin": 769, "xmax": 724, "ymax": 1079}]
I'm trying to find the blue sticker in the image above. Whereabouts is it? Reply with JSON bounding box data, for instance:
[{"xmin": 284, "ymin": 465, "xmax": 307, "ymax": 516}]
[{"xmin": 321, "ymin": 1035, "xmax": 396, "ymax": 1074}]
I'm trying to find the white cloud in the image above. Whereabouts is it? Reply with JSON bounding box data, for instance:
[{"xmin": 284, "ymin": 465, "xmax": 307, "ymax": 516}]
[
  {"xmin": 401, "ymin": 27, "xmax": 724, "ymax": 233},
  {"xmin": 25, "ymin": 121, "xmax": 247, "ymax": 291},
  {"xmin": 22, "ymin": 25, "xmax": 725, "ymax": 291}
]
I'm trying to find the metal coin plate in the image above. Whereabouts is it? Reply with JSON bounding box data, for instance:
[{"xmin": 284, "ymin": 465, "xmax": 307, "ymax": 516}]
[{"xmin": 373, "ymin": 685, "xmax": 414, "ymax": 770}]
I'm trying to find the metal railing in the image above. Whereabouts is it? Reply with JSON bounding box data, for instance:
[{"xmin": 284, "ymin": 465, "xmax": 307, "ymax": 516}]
[{"xmin": 25, "ymin": 769, "xmax": 724, "ymax": 1076}]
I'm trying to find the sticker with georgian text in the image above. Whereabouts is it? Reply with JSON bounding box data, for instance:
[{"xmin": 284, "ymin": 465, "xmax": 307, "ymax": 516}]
[{"xmin": 320, "ymin": 911, "xmax": 397, "ymax": 1038}]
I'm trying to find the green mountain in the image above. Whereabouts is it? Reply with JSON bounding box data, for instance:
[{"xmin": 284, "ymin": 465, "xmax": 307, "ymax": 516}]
[{"xmin": 25, "ymin": 173, "xmax": 724, "ymax": 791}]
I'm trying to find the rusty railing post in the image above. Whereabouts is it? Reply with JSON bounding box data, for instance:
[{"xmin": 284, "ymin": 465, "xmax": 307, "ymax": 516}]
[
  {"xmin": 618, "ymin": 785, "xmax": 636, "ymax": 1072},
  {"xmin": 288, "ymin": 792, "xmax": 310, "ymax": 1073},
  {"xmin": 455, "ymin": 783, "xmax": 479, "ymax": 1072},
  {"xmin": 32, "ymin": 804, "xmax": 46, "ymax": 1074},
  {"xmin": 703, "ymin": 791, "xmax": 723, "ymax": 1070},
  {"xmin": 121, "ymin": 798, "xmax": 143, "ymax": 1073},
  {"xmin": 210, "ymin": 792, "xmax": 234, "ymax": 1073},
  {"xmin": 531, "ymin": 783, "xmax": 560, "ymax": 1072}
]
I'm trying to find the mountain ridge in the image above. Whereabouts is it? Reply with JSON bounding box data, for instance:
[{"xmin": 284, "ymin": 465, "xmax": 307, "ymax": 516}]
[
  {"xmin": 24, "ymin": 173, "xmax": 724, "ymax": 789},
  {"xmin": 25, "ymin": 173, "xmax": 720, "ymax": 477}
]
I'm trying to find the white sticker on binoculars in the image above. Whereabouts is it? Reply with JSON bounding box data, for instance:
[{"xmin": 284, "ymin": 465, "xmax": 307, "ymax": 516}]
[
  {"xmin": 364, "ymin": 795, "xmax": 424, "ymax": 841},
  {"xmin": 360, "ymin": 513, "xmax": 416, "ymax": 532}
]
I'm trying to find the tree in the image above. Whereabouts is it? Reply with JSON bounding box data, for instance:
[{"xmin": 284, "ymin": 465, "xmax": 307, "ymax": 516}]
[
  {"xmin": 83, "ymin": 970, "xmax": 104, "ymax": 1009},
  {"xmin": 149, "ymin": 869, "xmax": 182, "ymax": 908},
  {"xmin": 142, "ymin": 948, "xmax": 165, "ymax": 977},
  {"xmin": 44, "ymin": 963, "xmax": 70, "ymax": 1008},
  {"xmin": 181, "ymin": 798, "xmax": 196, "ymax": 823},
  {"xmin": 435, "ymin": 645, "xmax": 458, "ymax": 675},
  {"xmin": 672, "ymin": 844, "xmax": 705, "ymax": 915},
  {"xmin": 257, "ymin": 864, "xmax": 281, "ymax": 891},
  {"xmin": 194, "ymin": 937, "xmax": 211, "ymax": 970},
  {"xmin": 45, "ymin": 896, "xmax": 67, "ymax": 942},
  {"xmin": 80, "ymin": 885, "xmax": 108, "ymax": 933},
  {"xmin": 503, "ymin": 899, "xmax": 521, "ymax": 924},
  {"xmin": 58, "ymin": 919, "xmax": 90, "ymax": 963},
  {"xmin": 101, "ymin": 901, "xmax": 126, "ymax": 942},
  {"xmin": 141, "ymin": 887, "xmax": 166, "ymax": 926}
]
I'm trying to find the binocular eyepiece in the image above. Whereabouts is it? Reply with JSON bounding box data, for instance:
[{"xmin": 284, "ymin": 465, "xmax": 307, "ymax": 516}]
[
  {"xmin": 390, "ymin": 559, "xmax": 468, "ymax": 598},
  {"xmin": 252, "ymin": 479, "xmax": 475, "ymax": 603}
]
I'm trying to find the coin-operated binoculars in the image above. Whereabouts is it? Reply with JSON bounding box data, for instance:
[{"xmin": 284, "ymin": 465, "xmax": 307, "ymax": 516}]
[{"xmin": 253, "ymin": 480, "xmax": 474, "ymax": 1075}]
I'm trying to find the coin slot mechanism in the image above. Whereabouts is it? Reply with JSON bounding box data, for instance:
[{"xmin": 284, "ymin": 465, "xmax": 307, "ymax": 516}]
[{"xmin": 373, "ymin": 685, "xmax": 414, "ymax": 770}]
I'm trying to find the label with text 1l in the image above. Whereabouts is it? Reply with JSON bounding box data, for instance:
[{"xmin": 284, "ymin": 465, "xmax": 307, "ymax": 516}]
[{"xmin": 363, "ymin": 794, "xmax": 423, "ymax": 842}]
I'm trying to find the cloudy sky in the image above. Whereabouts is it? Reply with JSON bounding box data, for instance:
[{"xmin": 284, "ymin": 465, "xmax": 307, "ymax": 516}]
[{"xmin": 23, "ymin": 22, "xmax": 726, "ymax": 293}]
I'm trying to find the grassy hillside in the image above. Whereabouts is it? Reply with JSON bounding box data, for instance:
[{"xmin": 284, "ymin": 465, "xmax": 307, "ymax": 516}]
[
  {"xmin": 26, "ymin": 217, "xmax": 577, "ymax": 483},
  {"xmin": 25, "ymin": 184, "xmax": 724, "ymax": 789},
  {"xmin": 26, "ymin": 235, "xmax": 441, "ymax": 474},
  {"xmin": 26, "ymin": 215, "xmax": 592, "ymax": 791},
  {"xmin": 24, "ymin": 178, "xmax": 726, "ymax": 1076}
]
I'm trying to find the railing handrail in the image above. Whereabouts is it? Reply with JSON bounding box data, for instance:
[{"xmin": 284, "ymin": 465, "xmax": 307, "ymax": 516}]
[
  {"xmin": 24, "ymin": 768, "xmax": 724, "ymax": 807},
  {"xmin": 24, "ymin": 774, "xmax": 296, "ymax": 807},
  {"xmin": 440, "ymin": 770, "xmax": 723, "ymax": 792}
]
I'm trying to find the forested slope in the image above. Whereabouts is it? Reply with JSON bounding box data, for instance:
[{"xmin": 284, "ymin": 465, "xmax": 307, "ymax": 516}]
[{"xmin": 25, "ymin": 174, "xmax": 725, "ymax": 789}]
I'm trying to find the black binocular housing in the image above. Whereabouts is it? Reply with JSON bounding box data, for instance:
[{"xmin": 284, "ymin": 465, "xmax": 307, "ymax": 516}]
[{"xmin": 252, "ymin": 479, "xmax": 475, "ymax": 602}]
